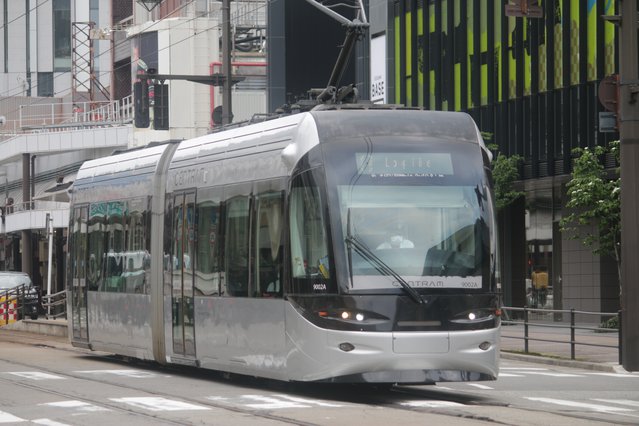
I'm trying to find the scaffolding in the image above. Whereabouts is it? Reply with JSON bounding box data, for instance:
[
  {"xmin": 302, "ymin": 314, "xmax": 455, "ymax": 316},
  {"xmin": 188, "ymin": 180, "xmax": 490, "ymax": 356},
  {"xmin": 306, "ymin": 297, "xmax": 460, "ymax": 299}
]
[{"xmin": 71, "ymin": 22, "xmax": 110, "ymax": 104}]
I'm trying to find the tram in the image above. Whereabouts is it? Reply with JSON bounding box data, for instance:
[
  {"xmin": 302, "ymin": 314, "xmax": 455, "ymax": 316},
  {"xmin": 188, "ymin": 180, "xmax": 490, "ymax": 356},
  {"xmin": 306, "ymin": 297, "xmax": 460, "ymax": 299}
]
[{"xmin": 67, "ymin": 106, "xmax": 501, "ymax": 384}]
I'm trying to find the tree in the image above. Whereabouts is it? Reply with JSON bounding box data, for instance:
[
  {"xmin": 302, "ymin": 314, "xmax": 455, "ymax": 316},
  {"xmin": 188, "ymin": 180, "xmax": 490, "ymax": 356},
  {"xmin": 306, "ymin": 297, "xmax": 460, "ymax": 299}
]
[
  {"xmin": 485, "ymin": 140, "xmax": 524, "ymax": 210},
  {"xmin": 559, "ymin": 141, "xmax": 621, "ymax": 285}
]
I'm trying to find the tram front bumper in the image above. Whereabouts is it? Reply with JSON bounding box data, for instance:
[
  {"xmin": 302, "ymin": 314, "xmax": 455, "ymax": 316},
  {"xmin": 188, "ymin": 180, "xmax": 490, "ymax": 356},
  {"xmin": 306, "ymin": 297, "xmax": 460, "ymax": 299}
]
[{"xmin": 291, "ymin": 327, "xmax": 500, "ymax": 383}]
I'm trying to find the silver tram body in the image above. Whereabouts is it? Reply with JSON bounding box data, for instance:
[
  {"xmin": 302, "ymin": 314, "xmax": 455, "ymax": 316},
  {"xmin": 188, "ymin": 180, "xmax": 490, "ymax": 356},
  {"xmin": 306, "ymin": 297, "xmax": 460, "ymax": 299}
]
[{"xmin": 67, "ymin": 108, "xmax": 501, "ymax": 384}]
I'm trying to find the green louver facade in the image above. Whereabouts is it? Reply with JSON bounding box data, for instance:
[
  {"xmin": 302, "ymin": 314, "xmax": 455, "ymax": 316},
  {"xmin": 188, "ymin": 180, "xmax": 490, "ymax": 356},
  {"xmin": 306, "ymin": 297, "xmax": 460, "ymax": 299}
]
[{"xmin": 393, "ymin": 0, "xmax": 618, "ymax": 179}]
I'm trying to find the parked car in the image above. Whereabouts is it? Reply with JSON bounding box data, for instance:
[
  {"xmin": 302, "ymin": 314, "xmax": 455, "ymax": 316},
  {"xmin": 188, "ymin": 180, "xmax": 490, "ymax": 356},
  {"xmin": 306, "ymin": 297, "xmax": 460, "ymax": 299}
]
[{"xmin": 0, "ymin": 272, "xmax": 40, "ymax": 320}]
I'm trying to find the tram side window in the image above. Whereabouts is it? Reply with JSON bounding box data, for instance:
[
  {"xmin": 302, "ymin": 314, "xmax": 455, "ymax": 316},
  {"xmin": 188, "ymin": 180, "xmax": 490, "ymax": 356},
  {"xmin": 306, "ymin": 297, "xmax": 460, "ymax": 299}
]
[
  {"xmin": 69, "ymin": 206, "xmax": 88, "ymax": 289},
  {"xmin": 289, "ymin": 169, "xmax": 335, "ymax": 294},
  {"xmin": 104, "ymin": 201, "xmax": 126, "ymax": 292},
  {"xmin": 196, "ymin": 189, "xmax": 222, "ymax": 296},
  {"xmin": 163, "ymin": 198, "xmax": 173, "ymax": 295},
  {"xmin": 254, "ymin": 191, "xmax": 284, "ymax": 297},
  {"xmin": 224, "ymin": 195, "xmax": 250, "ymax": 297},
  {"xmin": 123, "ymin": 198, "xmax": 150, "ymax": 294},
  {"xmin": 87, "ymin": 203, "xmax": 106, "ymax": 291}
]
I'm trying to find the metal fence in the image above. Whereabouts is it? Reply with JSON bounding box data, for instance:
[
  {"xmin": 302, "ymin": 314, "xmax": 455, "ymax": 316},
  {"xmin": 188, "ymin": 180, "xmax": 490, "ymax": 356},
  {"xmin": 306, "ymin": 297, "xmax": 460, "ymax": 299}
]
[
  {"xmin": 501, "ymin": 306, "xmax": 621, "ymax": 364},
  {"xmin": 42, "ymin": 290, "xmax": 67, "ymax": 320}
]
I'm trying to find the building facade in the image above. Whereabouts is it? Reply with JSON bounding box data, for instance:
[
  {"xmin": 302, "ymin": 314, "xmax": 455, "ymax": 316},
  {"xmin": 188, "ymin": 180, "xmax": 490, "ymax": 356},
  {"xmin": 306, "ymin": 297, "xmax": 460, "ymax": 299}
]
[
  {"xmin": 372, "ymin": 0, "xmax": 620, "ymax": 313},
  {"xmin": 0, "ymin": 0, "xmax": 266, "ymax": 299}
]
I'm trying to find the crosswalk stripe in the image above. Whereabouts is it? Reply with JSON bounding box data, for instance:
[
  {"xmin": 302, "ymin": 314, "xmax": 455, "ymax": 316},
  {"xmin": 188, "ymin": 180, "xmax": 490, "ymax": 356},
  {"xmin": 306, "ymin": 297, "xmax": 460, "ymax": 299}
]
[
  {"xmin": 109, "ymin": 397, "xmax": 210, "ymax": 411},
  {"xmin": 500, "ymin": 367, "xmax": 548, "ymax": 371},
  {"xmin": 467, "ymin": 383, "xmax": 493, "ymax": 390},
  {"xmin": 75, "ymin": 370, "xmax": 162, "ymax": 378},
  {"xmin": 0, "ymin": 410, "xmax": 25, "ymax": 423},
  {"xmin": 520, "ymin": 372, "xmax": 583, "ymax": 377},
  {"xmin": 32, "ymin": 419, "xmax": 71, "ymax": 426},
  {"xmin": 41, "ymin": 401, "xmax": 109, "ymax": 413},
  {"xmin": 592, "ymin": 399, "xmax": 639, "ymax": 408},
  {"xmin": 7, "ymin": 372, "xmax": 64, "ymax": 380},
  {"xmin": 272, "ymin": 394, "xmax": 344, "ymax": 407},
  {"xmin": 239, "ymin": 395, "xmax": 309, "ymax": 409},
  {"xmin": 526, "ymin": 397, "xmax": 633, "ymax": 412},
  {"xmin": 400, "ymin": 401, "xmax": 465, "ymax": 408},
  {"xmin": 585, "ymin": 372, "xmax": 639, "ymax": 378}
]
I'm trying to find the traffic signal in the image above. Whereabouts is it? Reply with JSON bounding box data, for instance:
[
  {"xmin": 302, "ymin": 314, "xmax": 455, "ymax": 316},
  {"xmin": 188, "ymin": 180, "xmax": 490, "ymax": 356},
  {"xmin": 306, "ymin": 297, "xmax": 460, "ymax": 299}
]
[
  {"xmin": 153, "ymin": 83, "xmax": 169, "ymax": 130},
  {"xmin": 134, "ymin": 80, "xmax": 150, "ymax": 128}
]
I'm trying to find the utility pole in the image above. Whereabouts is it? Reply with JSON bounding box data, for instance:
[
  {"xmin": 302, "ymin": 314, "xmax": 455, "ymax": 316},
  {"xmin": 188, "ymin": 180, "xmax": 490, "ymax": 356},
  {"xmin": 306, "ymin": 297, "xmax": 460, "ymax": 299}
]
[
  {"xmin": 221, "ymin": 0, "xmax": 233, "ymax": 125},
  {"xmin": 619, "ymin": 0, "xmax": 639, "ymax": 371}
]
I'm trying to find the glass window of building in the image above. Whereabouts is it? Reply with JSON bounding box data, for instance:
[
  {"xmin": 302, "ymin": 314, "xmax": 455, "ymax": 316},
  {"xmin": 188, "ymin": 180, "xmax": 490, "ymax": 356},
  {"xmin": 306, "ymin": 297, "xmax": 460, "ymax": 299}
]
[{"xmin": 53, "ymin": 0, "xmax": 71, "ymax": 71}]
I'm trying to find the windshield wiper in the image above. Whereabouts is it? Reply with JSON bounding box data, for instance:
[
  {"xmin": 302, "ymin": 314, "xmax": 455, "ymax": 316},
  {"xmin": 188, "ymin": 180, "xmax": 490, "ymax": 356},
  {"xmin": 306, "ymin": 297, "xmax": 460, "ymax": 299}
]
[{"xmin": 344, "ymin": 234, "xmax": 425, "ymax": 304}]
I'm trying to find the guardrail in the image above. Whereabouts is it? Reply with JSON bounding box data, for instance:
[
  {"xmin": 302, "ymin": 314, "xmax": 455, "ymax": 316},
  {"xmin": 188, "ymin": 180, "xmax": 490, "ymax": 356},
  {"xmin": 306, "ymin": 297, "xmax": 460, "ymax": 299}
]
[
  {"xmin": 501, "ymin": 306, "xmax": 621, "ymax": 363},
  {"xmin": 42, "ymin": 289, "xmax": 67, "ymax": 320}
]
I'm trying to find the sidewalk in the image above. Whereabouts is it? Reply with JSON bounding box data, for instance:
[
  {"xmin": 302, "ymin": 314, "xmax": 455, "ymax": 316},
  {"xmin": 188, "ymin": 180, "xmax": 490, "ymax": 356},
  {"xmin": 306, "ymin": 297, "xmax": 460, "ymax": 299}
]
[{"xmin": 500, "ymin": 322, "xmax": 625, "ymax": 373}]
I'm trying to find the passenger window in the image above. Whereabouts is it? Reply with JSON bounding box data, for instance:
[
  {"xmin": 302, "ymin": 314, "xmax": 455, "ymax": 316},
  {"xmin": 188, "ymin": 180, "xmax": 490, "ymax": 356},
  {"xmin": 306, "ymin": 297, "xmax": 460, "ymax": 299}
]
[
  {"xmin": 196, "ymin": 188, "xmax": 222, "ymax": 296},
  {"xmin": 254, "ymin": 191, "xmax": 284, "ymax": 297},
  {"xmin": 123, "ymin": 198, "xmax": 150, "ymax": 294},
  {"xmin": 87, "ymin": 203, "xmax": 106, "ymax": 291},
  {"xmin": 105, "ymin": 201, "xmax": 125, "ymax": 292},
  {"xmin": 224, "ymin": 195, "xmax": 250, "ymax": 297}
]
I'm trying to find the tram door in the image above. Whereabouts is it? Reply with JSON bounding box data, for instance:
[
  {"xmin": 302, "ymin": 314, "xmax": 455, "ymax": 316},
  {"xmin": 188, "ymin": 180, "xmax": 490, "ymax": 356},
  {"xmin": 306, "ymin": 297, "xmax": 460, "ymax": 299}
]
[
  {"xmin": 70, "ymin": 206, "xmax": 89, "ymax": 342},
  {"xmin": 171, "ymin": 192, "xmax": 196, "ymax": 357}
]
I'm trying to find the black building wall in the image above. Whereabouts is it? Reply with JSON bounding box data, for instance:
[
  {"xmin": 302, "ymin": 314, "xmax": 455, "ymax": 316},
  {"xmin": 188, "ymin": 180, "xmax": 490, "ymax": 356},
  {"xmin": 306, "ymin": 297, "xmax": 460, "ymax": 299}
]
[{"xmin": 267, "ymin": 0, "xmax": 359, "ymax": 112}]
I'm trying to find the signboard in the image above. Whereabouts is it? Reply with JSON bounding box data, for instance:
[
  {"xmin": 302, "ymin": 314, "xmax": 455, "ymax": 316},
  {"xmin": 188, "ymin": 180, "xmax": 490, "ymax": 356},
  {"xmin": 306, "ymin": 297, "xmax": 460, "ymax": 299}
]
[
  {"xmin": 356, "ymin": 153, "xmax": 454, "ymax": 176},
  {"xmin": 599, "ymin": 112, "xmax": 617, "ymax": 133},
  {"xmin": 370, "ymin": 35, "xmax": 386, "ymax": 104}
]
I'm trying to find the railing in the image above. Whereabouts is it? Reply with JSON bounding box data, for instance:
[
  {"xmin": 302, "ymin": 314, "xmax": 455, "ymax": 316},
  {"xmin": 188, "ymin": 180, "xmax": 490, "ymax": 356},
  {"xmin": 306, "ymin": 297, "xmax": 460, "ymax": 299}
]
[
  {"xmin": 42, "ymin": 289, "xmax": 67, "ymax": 320},
  {"xmin": 17, "ymin": 96, "xmax": 134, "ymax": 131},
  {"xmin": 501, "ymin": 306, "xmax": 621, "ymax": 363}
]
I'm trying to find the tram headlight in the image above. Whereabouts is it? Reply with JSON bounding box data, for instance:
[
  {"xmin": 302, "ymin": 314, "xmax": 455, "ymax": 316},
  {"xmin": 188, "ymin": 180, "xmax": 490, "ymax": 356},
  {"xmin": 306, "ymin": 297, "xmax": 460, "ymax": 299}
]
[
  {"xmin": 450, "ymin": 309, "xmax": 496, "ymax": 324},
  {"xmin": 339, "ymin": 342, "xmax": 355, "ymax": 352},
  {"xmin": 315, "ymin": 309, "xmax": 388, "ymax": 325}
]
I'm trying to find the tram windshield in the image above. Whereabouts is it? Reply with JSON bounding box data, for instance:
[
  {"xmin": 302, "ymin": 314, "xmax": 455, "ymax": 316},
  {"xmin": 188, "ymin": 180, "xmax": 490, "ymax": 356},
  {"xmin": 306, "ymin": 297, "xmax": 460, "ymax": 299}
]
[{"xmin": 324, "ymin": 137, "xmax": 494, "ymax": 293}]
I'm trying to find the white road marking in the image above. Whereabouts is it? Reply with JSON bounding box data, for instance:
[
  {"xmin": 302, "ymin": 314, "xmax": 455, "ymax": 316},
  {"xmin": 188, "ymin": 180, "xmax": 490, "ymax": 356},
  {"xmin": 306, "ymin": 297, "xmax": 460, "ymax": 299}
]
[
  {"xmin": 0, "ymin": 410, "xmax": 25, "ymax": 423},
  {"xmin": 500, "ymin": 367, "xmax": 548, "ymax": 371},
  {"xmin": 520, "ymin": 371, "xmax": 584, "ymax": 378},
  {"xmin": 239, "ymin": 395, "xmax": 310, "ymax": 409},
  {"xmin": 467, "ymin": 383, "xmax": 493, "ymax": 390},
  {"xmin": 526, "ymin": 397, "xmax": 633, "ymax": 412},
  {"xmin": 75, "ymin": 369, "xmax": 161, "ymax": 378},
  {"xmin": 592, "ymin": 399, "xmax": 639, "ymax": 408},
  {"xmin": 498, "ymin": 373, "xmax": 524, "ymax": 377},
  {"xmin": 7, "ymin": 372, "xmax": 64, "ymax": 380},
  {"xmin": 207, "ymin": 394, "xmax": 344, "ymax": 410},
  {"xmin": 400, "ymin": 401, "xmax": 465, "ymax": 408},
  {"xmin": 32, "ymin": 419, "xmax": 71, "ymax": 426},
  {"xmin": 585, "ymin": 372, "xmax": 639, "ymax": 378},
  {"xmin": 41, "ymin": 400, "xmax": 110, "ymax": 413},
  {"xmin": 272, "ymin": 394, "xmax": 344, "ymax": 407},
  {"xmin": 110, "ymin": 397, "xmax": 210, "ymax": 411}
]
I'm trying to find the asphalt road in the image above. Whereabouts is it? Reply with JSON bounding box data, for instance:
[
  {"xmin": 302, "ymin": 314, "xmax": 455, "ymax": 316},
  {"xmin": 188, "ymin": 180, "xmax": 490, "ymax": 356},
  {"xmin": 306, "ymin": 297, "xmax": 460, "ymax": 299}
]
[{"xmin": 0, "ymin": 330, "xmax": 638, "ymax": 426}]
